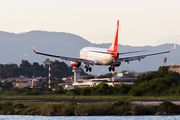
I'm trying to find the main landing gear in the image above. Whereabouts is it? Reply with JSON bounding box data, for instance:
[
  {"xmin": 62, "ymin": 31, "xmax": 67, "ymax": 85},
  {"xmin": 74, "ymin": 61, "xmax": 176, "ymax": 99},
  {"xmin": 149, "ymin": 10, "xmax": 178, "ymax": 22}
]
[
  {"xmin": 109, "ymin": 66, "xmax": 115, "ymax": 72},
  {"xmin": 85, "ymin": 65, "xmax": 92, "ymax": 72}
]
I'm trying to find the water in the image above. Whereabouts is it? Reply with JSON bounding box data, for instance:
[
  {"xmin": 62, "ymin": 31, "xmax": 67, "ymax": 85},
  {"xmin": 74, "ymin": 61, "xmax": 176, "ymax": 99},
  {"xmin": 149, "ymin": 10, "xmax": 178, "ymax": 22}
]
[{"xmin": 0, "ymin": 115, "xmax": 180, "ymax": 120}]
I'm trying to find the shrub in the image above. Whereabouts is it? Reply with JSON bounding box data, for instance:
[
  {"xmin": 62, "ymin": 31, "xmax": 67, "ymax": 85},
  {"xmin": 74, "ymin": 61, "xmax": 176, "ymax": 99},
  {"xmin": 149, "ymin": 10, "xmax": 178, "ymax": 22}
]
[
  {"xmin": 158, "ymin": 101, "xmax": 179, "ymax": 111},
  {"xmin": 40, "ymin": 103, "xmax": 64, "ymax": 115},
  {"xmin": 69, "ymin": 102, "xmax": 77, "ymax": 105},
  {"xmin": 131, "ymin": 104, "xmax": 147, "ymax": 115},
  {"xmin": 26, "ymin": 89, "xmax": 41, "ymax": 95},
  {"xmin": 96, "ymin": 83, "xmax": 109, "ymax": 95},
  {"xmin": 22, "ymin": 105, "xmax": 39, "ymax": 115},
  {"xmin": 12, "ymin": 102, "xmax": 25, "ymax": 109},
  {"xmin": 0, "ymin": 101, "xmax": 13, "ymax": 110},
  {"xmin": 53, "ymin": 86, "xmax": 64, "ymax": 94},
  {"xmin": 112, "ymin": 101, "xmax": 131, "ymax": 107},
  {"xmin": 81, "ymin": 87, "xmax": 91, "ymax": 96},
  {"xmin": 70, "ymin": 87, "xmax": 81, "ymax": 95},
  {"xmin": 131, "ymin": 87, "xmax": 144, "ymax": 96}
]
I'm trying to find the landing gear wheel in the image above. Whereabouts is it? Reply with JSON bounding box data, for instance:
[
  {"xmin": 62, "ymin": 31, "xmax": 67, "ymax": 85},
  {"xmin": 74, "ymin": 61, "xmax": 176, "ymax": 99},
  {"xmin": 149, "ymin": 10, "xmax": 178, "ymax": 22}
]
[
  {"xmin": 89, "ymin": 67, "xmax": 92, "ymax": 72},
  {"xmin": 112, "ymin": 67, "xmax": 115, "ymax": 71},
  {"xmin": 109, "ymin": 67, "xmax": 111, "ymax": 72},
  {"xmin": 85, "ymin": 67, "xmax": 88, "ymax": 72},
  {"xmin": 85, "ymin": 66, "xmax": 92, "ymax": 72},
  {"xmin": 108, "ymin": 66, "xmax": 115, "ymax": 72}
]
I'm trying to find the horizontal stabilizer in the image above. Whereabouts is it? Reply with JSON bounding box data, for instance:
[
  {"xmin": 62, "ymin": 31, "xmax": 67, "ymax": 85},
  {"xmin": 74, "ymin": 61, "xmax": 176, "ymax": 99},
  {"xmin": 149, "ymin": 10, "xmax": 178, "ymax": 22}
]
[{"xmin": 89, "ymin": 50, "xmax": 148, "ymax": 55}]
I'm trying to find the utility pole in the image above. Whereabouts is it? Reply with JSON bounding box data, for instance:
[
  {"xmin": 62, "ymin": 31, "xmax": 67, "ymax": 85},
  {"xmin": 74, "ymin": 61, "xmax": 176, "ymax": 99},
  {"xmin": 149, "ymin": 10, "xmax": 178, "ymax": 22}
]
[
  {"xmin": 112, "ymin": 71, "xmax": 114, "ymax": 86},
  {"xmin": 47, "ymin": 61, "xmax": 52, "ymax": 89}
]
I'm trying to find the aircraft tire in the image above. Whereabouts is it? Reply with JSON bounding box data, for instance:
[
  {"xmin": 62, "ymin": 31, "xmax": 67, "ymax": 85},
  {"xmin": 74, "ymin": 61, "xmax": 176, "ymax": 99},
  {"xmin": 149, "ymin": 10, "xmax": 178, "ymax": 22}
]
[
  {"xmin": 112, "ymin": 67, "xmax": 115, "ymax": 71},
  {"xmin": 109, "ymin": 67, "xmax": 111, "ymax": 72},
  {"xmin": 85, "ymin": 67, "xmax": 88, "ymax": 72},
  {"xmin": 89, "ymin": 67, "xmax": 92, "ymax": 72}
]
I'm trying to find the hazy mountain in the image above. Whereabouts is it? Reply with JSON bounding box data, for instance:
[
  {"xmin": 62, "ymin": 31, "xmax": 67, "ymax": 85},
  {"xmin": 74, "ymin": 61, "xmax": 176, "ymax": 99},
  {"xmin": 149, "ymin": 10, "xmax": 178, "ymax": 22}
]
[
  {"xmin": 152, "ymin": 35, "xmax": 180, "ymax": 46},
  {"xmin": 0, "ymin": 31, "xmax": 179, "ymax": 75}
]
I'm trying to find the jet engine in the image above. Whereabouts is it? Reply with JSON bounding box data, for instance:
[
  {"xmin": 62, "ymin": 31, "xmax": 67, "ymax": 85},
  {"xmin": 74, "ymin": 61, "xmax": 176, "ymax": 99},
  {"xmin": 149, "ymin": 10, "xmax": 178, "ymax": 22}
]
[
  {"xmin": 112, "ymin": 62, "xmax": 121, "ymax": 67},
  {"xmin": 71, "ymin": 61, "xmax": 81, "ymax": 67}
]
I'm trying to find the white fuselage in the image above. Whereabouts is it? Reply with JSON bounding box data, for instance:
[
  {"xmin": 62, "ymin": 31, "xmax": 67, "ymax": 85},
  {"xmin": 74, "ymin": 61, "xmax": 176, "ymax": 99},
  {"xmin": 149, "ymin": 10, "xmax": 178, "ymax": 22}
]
[{"xmin": 80, "ymin": 47, "xmax": 116, "ymax": 65}]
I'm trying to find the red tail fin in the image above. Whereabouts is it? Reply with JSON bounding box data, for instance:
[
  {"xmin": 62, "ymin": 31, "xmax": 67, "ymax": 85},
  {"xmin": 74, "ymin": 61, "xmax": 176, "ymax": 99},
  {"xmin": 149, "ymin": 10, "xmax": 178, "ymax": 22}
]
[{"xmin": 109, "ymin": 20, "xmax": 119, "ymax": 52}]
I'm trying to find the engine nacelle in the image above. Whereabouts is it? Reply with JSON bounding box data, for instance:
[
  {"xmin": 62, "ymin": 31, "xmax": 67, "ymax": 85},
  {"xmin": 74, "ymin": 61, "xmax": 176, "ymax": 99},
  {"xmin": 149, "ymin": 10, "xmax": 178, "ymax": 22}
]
[
  {"xmin": 112, "ymin": 62, "xmax": 121, "ymax": 67},
  {"xmin": 71, "ymin": 61, "xmax": 81, "ymax": 67}
]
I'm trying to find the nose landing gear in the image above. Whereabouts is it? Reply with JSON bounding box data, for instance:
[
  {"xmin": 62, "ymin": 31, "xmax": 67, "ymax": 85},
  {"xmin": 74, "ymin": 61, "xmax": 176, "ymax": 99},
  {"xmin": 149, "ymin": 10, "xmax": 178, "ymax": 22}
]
[{"xmin": 85, "ymin": 65, "xmax": 92, "ymax": 72}]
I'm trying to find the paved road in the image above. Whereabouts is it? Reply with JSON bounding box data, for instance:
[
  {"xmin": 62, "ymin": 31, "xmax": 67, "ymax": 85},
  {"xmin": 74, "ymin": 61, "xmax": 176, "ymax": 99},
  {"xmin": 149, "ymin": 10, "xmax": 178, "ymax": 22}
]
[
  {"xmin": 1, "ymin": 98, "xmax": 180, "ymax": 105},
  {"xmin": 133, "ymin": 100, "xmax": 180, "ymax": 105}
]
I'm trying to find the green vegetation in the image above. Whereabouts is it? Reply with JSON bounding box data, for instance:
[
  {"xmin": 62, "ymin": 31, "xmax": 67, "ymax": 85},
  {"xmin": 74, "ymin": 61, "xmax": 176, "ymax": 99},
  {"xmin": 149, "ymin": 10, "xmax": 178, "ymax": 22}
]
[
  {"xmin": 0, "ymin": 59, "xmax": 87, "ymax": 78},
  {"xmin": 70, "ymin": 66, "xmax": 180, "ymax": 97},
  {"xmin": 1, "ymin": 66, "xmax": 180, "ymax": 99},
  {"xmin": 129, "ymin": 66, "xmax": 180, "ymax": 96},
  {"xmin": 0, "ymin": 101, "xmax": 179, "ymax": 115},
  {"xmin": 71, "ymin": 82, "xmax": 131, "ymax": 96},
  {"xmin": 0, "ymin": 81, "xmax": 13, "ymax": 90}
]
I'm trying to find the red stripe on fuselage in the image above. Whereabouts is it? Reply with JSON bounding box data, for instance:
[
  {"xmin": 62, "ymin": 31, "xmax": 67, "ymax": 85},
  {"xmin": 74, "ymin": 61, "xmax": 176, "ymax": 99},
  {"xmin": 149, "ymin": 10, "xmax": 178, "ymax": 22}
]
[{"xmin": 80, "ymin": 50, "xmax": 89, "ymax": 58}]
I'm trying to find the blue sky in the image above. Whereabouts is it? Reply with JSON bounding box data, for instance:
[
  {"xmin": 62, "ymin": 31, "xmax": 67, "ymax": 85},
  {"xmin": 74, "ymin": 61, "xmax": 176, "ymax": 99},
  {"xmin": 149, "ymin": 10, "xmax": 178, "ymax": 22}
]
[{"xmin": 0, "ymin": 0, "xmax": 180, "ymax": 46}]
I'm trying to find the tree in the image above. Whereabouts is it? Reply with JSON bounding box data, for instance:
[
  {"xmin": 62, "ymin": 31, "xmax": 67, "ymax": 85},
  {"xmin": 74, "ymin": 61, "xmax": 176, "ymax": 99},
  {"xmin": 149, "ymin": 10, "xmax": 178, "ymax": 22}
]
[
  {"xmin": 53, "ymin": 86, "xmax": 64, "ymax": 94},
  {"xmin": 96, "ymin": 83, "xmax": 109, "ymax": 95},
  {"xmin": 43, "ymin": 58, "xmax": 50, "ymax": 68},
  {"xmin": 20, "ymin": 60, "xmax": 32, "ymax": 77},
  {"xmin": 0, "ymin": 59, "xmax": 86, "ymax": 78},
  {"xmin": 40, "ymin": 81, "xmax": 48, "ymax": 88},
  {"xmin": 81, "ymin": 87, "xmax": 91, "ymax": 96},
  {"xmin": 2, "ymin": 81, "xmax": 13, "ymax": 90}
]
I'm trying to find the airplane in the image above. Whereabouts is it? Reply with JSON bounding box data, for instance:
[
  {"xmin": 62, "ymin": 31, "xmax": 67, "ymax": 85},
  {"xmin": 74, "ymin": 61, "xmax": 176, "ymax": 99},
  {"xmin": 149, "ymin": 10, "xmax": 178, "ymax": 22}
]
[{"xmin": 33, "ymin": 20, "xmax": 177, "ymax": 72}]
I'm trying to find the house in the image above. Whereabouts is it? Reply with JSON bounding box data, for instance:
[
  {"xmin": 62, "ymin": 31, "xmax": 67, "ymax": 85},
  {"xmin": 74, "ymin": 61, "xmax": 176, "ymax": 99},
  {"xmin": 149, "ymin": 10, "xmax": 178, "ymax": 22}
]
[
  {"xmin": 167, "ymin": 64, "xmax": 180, "ymax": 73},
  {"xmin": 58, "ymin": 83, "xmax": 73, "ymax": 90},
  {"xmin": 12, "ymin": 80, "xmax": 32, "ymax": 89},
  {"xmin": 72, "ymin": 77, "xmax": 136, "ymax": 88}
]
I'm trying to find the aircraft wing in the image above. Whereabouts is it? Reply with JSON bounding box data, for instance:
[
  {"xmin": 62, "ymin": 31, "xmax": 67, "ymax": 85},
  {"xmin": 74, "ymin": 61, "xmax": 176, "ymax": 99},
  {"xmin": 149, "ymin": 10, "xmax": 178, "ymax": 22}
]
[
  {"xmin": 33, "ymin": 42, "xmax": 94, "ymax": 65},
  {"xmin": 113, "ymin": 41, "xmax": 177, "ymax": 64}
]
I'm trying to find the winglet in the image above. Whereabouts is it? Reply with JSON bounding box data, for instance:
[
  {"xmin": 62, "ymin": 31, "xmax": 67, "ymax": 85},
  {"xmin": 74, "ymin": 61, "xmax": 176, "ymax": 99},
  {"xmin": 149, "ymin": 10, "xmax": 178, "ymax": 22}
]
[
  {"xmin": 172, "ymin": 40, "xmax": 177, "ymax": 51},
  {"xmin": 33, "ymin": 41, "xmax": 36, "ymax": 52}
]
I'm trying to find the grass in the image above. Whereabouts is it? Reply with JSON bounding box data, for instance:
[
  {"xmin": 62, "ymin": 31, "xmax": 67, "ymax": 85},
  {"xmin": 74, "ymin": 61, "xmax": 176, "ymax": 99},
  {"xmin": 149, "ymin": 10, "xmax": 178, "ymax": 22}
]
[{"xmin": 1, "ymin": 94, "xmax": 180, "ymax": 100}]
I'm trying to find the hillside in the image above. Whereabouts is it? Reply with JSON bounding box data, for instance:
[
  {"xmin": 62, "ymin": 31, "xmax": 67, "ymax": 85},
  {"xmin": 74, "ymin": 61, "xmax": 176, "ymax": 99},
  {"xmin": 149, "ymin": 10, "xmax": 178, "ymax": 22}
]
[{"xmin": 0, "ymin": 31, "xmax": 179, "ymax": 75}]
